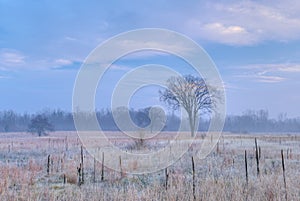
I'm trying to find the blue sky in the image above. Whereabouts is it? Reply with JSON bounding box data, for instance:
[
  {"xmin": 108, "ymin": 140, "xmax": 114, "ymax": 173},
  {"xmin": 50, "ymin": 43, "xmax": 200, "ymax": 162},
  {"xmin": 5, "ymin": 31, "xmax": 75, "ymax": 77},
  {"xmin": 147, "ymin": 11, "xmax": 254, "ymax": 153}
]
[{"xmin": 1, "ymin": 0, "xmax": 300, "ymax": 118}]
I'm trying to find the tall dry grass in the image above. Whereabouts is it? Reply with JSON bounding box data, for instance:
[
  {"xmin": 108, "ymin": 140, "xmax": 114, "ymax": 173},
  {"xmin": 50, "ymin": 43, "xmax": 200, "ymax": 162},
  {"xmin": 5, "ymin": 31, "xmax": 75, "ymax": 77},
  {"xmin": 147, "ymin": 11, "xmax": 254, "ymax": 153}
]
[{"xmin": 0, "ymin": 132, "xmax": 299, "ymax": 200}]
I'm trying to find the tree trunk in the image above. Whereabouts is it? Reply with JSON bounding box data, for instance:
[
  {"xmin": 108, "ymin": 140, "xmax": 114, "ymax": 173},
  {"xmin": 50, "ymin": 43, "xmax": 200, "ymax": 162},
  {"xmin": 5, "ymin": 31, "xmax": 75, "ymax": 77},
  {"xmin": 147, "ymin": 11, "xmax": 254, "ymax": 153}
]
[{"xmin": 188, "ymin": 112, "xmax": 195, "ymax": 137}]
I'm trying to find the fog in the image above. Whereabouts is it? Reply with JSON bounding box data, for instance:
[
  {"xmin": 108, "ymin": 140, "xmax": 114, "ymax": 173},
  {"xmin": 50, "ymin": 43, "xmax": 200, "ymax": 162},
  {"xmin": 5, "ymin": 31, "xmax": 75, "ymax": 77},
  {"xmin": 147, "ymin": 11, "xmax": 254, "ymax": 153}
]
[{"xmin": 1, "ymin": 108, "xmax": 299, "ymax": 133}]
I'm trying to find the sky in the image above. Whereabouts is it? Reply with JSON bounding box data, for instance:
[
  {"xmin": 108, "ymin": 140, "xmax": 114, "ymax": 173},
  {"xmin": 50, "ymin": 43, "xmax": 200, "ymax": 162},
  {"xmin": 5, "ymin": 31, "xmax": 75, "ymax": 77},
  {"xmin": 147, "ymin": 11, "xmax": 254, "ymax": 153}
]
[{"xmin": 0, "ymin": 0, "xmax": 300, "ymax": 118}]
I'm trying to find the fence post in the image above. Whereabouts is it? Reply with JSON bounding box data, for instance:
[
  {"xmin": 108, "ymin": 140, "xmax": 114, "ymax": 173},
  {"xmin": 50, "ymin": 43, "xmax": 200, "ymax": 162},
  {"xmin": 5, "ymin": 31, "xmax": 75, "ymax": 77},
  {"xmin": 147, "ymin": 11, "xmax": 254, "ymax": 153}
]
[
  {"xmin": 47, "ymin": 155, "xmax": 50, "ymax": 175},
  {"xmin": 245, "ymin": 150, "xmax": 248, "ymax": 184},
  {"xmin": 192, "ymin": 156, "xmax": 196, "ymax": 201},
  {"xmin": 81, "ymin": 146, "xmax": 84, "ymax": 183},
  {"xmin": 165, "ymin": 168, "xmax": 168, "ymax": 190},
  {"xmin": 281, "ymin": 150, "xmax": 287, "ymax": 201},
  {"xmin": 101, "ymin": 152, "xmax": 104, "ymax": 181},
  {"xmin": 255, "ymin": 138, "xmax": 260, "ymax": 176}
]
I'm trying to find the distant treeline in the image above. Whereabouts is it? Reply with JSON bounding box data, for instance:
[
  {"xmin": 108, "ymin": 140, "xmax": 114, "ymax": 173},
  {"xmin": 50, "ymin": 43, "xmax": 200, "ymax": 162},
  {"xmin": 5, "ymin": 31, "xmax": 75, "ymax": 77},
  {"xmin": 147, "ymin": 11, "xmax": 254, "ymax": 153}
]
[{"xmin": 0, "ymin": 108, "xmax": 299, "ymax": 133}]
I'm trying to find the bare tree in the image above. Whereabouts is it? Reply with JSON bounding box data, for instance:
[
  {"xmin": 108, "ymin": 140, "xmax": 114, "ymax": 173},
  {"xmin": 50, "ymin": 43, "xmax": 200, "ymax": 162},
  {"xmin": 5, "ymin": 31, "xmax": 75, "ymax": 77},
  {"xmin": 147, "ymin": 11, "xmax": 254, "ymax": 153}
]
[
  {"xmin": 159, "ymin": 75, "xmax": 213, "ymax": 137},
  {"xmin": 28, "ymin": 115, "xmax": 54, "ymax": 136}
]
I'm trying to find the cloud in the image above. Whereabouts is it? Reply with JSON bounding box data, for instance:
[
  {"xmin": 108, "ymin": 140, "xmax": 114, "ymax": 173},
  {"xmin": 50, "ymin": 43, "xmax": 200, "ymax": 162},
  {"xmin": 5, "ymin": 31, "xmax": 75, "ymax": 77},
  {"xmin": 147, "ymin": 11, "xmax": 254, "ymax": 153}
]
[
  {"xmin": 183, "ymin": 1, "xmax": 300, "ymax": 45},
  {"xmin": 222, "ymin": 81, "xmax": 243, "ymax": 91},
  {"xmin": 51, "ymin": 61, "xmax": 82, "ymax": 71},
  {"xmin": 255, "ymin": 74, "xmax": 286, "ymax": 83},
  {"xmin": 0, "ymin": 48, "xmax": 84, "ymax": 71},
  {"xmin": 187, "ymin": 21, "xmax": 257, "ymax": 45},
  {"xmin": 117, "ymin": 39, "xmax": 193, "ymax": 55},
  {"xmin": 64, "ymin": 36, "xmax": 78, "ymax": 41},
  {"xmin": 109, "ymin": 64, "xmax": 131, "ymax": 71},
  {"xmin": 120, "ymin": 50, "xmax": 170, "ymax": 60},
  {"xmin": 235, "ymin": 63, "xmax": 300, "ymax": 83},
  {"xmin": 236, "ymin": 73, "xmax": 286, "ymax": 83},
  {"xmin": 83, "ymin": 33, "xmax": 197, "ymax": 66},
  {"xmin": 0, "ymin": 75, "xmax": 10, "ymax": 79},
  {"xmin": 244, "ymin": 63, "xmax": 300, "ymax": 73},
  {"xmin": 0, "ymin": 49, "xmax": 26, "ymax": 67},
  {"xmin": 2, "ymin": 0, "xmax": 300, "ymax": 74},
  {"xmin": 55, "ymin": 59, "xmax": 73, "ymax": 66}
]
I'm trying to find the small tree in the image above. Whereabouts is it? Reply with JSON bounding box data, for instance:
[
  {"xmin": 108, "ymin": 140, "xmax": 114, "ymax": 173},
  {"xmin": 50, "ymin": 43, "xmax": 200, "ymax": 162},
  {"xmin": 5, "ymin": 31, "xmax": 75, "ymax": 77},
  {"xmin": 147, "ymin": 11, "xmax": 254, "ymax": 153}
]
[
  {"xmin": 159, "ymin": 75, "xmax": 213, "ymax": 137},
  {"xmin": 147, "ymin": 106, "xmax": 166, "ymax": 133},
  {"xmin": 28, "ymin": 115, "xmax": 54, "ymax": 136}
]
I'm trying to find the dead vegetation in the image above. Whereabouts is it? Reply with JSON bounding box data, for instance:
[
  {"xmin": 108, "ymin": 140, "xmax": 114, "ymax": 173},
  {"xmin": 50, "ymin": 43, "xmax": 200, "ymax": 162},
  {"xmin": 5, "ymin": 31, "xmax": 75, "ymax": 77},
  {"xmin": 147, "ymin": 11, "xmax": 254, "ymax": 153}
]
[{"xmin": 0, "ymin": 131, "xmax": 299, "ymax": 200}]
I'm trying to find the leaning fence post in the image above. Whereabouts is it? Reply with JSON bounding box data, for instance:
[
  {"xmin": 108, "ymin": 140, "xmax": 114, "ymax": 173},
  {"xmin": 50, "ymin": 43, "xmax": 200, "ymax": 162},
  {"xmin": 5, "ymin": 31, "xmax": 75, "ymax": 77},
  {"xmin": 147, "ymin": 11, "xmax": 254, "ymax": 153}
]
[{"xmin": 77, "ymin": 163, "xmax": 82, "ymax": 186}]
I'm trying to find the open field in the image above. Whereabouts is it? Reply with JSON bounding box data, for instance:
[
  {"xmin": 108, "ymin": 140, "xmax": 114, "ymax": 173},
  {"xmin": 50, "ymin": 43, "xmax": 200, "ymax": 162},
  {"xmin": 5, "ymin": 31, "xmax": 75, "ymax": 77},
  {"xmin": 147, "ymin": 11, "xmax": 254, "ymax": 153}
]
[{"xmin": 0, "ymin": 131, "xmax": 300, "ymax": 200}]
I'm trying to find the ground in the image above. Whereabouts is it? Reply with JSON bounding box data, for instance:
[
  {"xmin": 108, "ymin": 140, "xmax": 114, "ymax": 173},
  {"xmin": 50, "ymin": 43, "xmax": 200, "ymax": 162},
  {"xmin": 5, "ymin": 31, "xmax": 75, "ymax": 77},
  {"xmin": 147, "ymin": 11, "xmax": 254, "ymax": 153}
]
[{"xmin": 0, "ymin": 131, "xmax": 299, "ymax": 200}]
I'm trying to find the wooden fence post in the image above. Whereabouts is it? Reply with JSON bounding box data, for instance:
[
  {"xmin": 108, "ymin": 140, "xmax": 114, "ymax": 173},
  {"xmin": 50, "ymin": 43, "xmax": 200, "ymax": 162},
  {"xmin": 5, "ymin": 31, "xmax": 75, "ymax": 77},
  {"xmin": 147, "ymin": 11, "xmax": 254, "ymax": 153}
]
[
  {"xmin": 245, "ymin": 150, "xmax": 248, "ymax": 184},
  {"xmin": 281, "ymin": 150, "xmax": 287, "ymax": 201},
  {"xmin": 165, "ymin": 168, "xmax": 168, "ymax": 190},
  {"xmin": 101, "ymin": 152, "xmax": 104, "ymax": 181},
  {"xmin": 81, "ymin": 146, "xmax": 84, "ymax": 183},
  {"xmin": 255, "ymin": 138, "xmax": 260, "ymax": 176},
  {"xmin": 93, "ymin": 156, "xmax": 96, "ymax": 183},
  {"xmin": 47, "ymin": 155, "xmax": 50, "ymax": 175},
  {"xmin": 119, "ymin": 156, "xmax": 123, "ymax": 178},
  {"xmin": 192, "ymin": 156, "xmax": 196, "ymax": 201}
]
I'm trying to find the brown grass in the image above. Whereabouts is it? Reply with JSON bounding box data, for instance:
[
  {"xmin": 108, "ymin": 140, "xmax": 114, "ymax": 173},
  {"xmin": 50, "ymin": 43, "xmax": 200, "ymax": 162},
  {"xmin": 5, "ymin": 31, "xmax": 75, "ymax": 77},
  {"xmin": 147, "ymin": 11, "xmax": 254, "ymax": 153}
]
[{"xmin": 0, "ymin": 131, "xmax": 299, "ymax": 200}]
